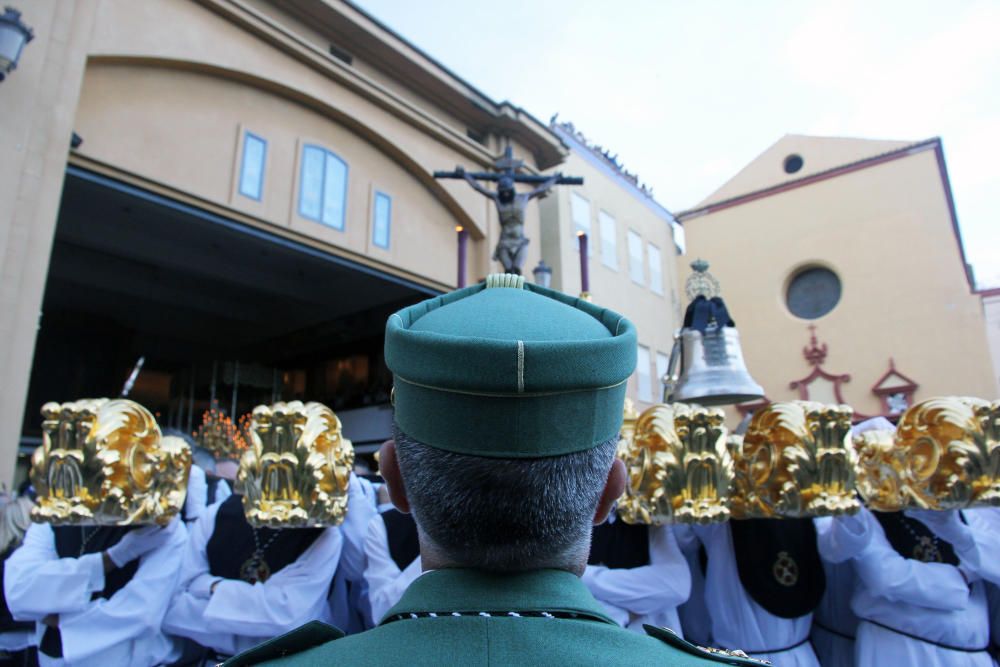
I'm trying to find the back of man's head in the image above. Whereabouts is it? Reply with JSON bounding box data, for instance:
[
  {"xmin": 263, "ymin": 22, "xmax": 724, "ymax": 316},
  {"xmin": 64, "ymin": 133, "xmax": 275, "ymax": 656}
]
[
  {"xmin": 393, "ymin": 423, "xmax": 618, "ymax": 572},
  {"xmin": 382, "ymin": 277, "xmax": 636, "ymax": 575}
]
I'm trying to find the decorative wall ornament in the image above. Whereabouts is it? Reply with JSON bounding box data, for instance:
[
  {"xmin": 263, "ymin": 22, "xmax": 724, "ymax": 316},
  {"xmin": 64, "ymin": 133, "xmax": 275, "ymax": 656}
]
[
  {"xmin": 30, "ymin": 399, "xmax": 190, "ymax": 526},
  {"xmin": 617, "ymin": 402, "xmax": 733, "ymax": 525},
  {"xmin": 870, "ymin": 358, "xmax": 919, "ymax": 417},
  {"xmin": 729, "ymin": 401, "xmax": 860, "ymax": 519},
  {"xmin": 238, "ymin": 401, "xmax": 354, "ymax": 527},
  {"xmin": 855, "ymin": 396, "xmax": 1000, "ymax": 510},
  {"xmin": 789, "ymin": 326, "xmax": 852, "ymax": 405}
]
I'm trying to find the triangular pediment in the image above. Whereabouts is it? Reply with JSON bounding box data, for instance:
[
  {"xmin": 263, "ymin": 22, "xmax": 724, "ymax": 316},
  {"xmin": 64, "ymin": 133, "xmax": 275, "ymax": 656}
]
[
  {"xmin": 873, "ymin": 370, "xmax": 913, "ymax": 391},
  {"xmin": 694, "ymin": 134, "xmax": 917, "ymax": 209}
]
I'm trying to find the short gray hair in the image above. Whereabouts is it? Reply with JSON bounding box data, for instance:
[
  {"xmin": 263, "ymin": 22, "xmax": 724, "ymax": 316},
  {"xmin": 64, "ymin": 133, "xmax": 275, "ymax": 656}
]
[{"xmin": 393, "ymin": 423, "xmax": 617, "ymax": 572}]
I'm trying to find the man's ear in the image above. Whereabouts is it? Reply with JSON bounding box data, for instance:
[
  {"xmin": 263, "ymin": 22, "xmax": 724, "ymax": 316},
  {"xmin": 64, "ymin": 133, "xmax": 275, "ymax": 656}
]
[
  {"xmin": 378, "ymin": 439, "xmax": 410, "ymax": 514},
  {"xmin": 593, "ymin": 457, "xmax": 626, "ymax": 525}
]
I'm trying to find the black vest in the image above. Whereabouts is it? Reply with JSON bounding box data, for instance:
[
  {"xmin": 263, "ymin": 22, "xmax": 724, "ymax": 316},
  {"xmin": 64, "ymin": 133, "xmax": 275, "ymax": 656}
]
[
  {"xmin": 729, "ymin": 518, "xmax": 826, "ymax": 619},
  {"xmin": 873, "ymin": 511, "xmax": 960, "ymax": 565},
  {"xmin": 41, "ymin": 526, "xmax": 140, "ymax": 657},
  {"xmin": 206, "ymin": 475, "xmax": 231, "ymax": 506},
  {"xmin": 205, "ymin": 494, "xmax": 323, "ymax": 581},
  {"xmin": 588, "ymin": 519, "xmax": 651, "ymax": 569},
  {"xmin": 381, "ymin": 509, "xmax": 419, "ymax": 571}
]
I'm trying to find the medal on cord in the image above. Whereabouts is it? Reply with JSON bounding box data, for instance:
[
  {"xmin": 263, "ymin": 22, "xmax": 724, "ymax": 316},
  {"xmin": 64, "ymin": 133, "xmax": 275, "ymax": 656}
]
[{"xmin": 240, "ymin": 527, "xmax": 281, "ymax": 583}]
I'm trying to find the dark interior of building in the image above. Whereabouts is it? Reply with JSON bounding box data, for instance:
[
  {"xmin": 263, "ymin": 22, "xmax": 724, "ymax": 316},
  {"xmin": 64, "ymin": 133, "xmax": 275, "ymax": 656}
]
[{"xmin": 20, "ymin": 167, "xmax": 433, "ymax": 459}]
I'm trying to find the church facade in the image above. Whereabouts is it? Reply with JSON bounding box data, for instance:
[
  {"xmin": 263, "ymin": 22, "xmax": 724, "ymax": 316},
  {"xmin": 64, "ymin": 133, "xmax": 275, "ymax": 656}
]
[{"xmin": 678, "ymin": 134, "xmax": 998, "ymax": 421}]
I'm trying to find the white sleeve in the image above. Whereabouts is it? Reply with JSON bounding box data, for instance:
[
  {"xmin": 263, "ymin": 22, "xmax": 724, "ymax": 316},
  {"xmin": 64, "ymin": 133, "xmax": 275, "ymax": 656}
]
[
  {"xmin": 364, "ymin": 514, "xmax": 421, "ymax": 623},
  {"xmin": 815, "ymin": 511, "xmax": 874, "ymax": 564},
  {"xmin": 184, "ymin": 465, "xmax": 208, "ymax": 522},
  {"xmin": 580, "ymin": 525, "xmax": 691, "ymax": 616},
  {"xmin": 214, "ymin": 478, "xmax": 233, "ymax": 504},
  {"xmin": 955, "ymin": 509, "xmax": 1000, "ymax": 584},
  {"xmin": 201, "ymin": 526, "xmax": 343, "ymax": 637},
  {"xmin": 165, "ymin": 500, "xmax": 344, "ymax": 645},
  {"xmin": 337, "ymin": 475, "xmax": 377, "ymax": 582},
  {"xmin": 4, "ymin": 523, "xmax": 106, "ymax": 620},
  {"xmin": 57, "ymin": 518, "xmax": 188, "ymax": 664},
  {"xmin": 851, "ymin": 512, "xmax": 971, "ymax": 611}
]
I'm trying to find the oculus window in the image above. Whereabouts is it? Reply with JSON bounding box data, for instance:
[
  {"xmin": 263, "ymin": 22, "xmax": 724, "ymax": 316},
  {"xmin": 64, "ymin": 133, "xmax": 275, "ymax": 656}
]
[
  {"xmin": 786, "ymin": 266, "xmax": 842, "ymax": 319},
  {"xmin": 784, "ymin": 154, "xmax": 804, "ymax": 174},
  {"xmin": 238, "ymin": 132, "xmax": 267, "ymax": 201},
  {"xmin": 372, "ymin": 191, "xmax": 391, "ymax": 249},
  {"xmin": 299, "ymin": 144, "xmax": 348, "ymax": 230}
]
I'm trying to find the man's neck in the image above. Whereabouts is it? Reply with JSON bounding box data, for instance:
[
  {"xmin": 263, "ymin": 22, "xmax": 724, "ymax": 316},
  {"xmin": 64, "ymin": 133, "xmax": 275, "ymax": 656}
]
[{"xmin": 418, "ymin": 537, "xmax": 587, "ymax": 577}]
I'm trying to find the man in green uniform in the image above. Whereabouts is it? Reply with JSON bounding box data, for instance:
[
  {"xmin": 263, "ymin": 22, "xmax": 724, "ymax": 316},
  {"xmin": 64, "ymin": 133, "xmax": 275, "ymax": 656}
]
[{"xmin": 224, "ymin": 274, "xmax": 763, "ymax": 666}]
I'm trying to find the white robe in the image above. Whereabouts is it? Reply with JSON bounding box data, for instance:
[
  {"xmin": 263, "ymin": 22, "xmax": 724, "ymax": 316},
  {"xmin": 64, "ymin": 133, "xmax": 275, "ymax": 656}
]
[
  {"xmin": 163, "ymin": 499, "xmax": 343, "ymax": 658},
  {"xmin": 687, "ymin": 522, "xmax": 821, "ymax": 667},
  {"xmin": 582, "ymin": 523, "xmax": 690, "ymax": 635},
  {"xmin": 811, "ymin": 555, "xmax": 859, "ymax": 667},
  {"xmin": 183, "ymin": 465, "xmax": 208, "ymax": 523},
  {"xmin": 4, "ymin": 520, "xmax": 186, "ymax": 667},
  {"xmin": 363, "ymin": 505, "xmax": 423, "ymax": 625},
  {"xmin": 327, "ymin": 475, "xmax": 378, "ymax": 633},
  {"xmin": 820, "ymin": 507, "xmax": 992, "ymax": 667}
]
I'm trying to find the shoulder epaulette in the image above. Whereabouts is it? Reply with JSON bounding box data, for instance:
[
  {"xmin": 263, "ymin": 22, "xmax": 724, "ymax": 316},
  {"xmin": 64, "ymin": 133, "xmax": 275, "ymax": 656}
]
[
  {"xmin": 643, "ymin": 625, "xmax": 772, "ymax": 666},
  {"xmin": 221, "ymin": 620, "xmax": 344, "ymax": 666}
]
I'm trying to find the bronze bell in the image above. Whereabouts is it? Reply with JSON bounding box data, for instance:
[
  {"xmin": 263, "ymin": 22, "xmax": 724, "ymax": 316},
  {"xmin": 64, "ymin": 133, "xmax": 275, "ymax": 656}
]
[{"xmin": 663, "ymin": 260, "xmax": 765, "ymax": 407}]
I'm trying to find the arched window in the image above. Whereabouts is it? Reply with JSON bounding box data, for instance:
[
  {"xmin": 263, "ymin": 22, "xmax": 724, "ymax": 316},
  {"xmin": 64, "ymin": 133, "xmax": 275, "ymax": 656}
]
[{"xmin": 298, "ymin": 144, "xmax": 348, "ymax": 230}]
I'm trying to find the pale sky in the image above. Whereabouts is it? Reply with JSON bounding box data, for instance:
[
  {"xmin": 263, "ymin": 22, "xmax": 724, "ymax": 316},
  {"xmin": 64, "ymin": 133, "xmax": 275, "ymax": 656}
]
[{"xmin": 356, "ymin": 0, "xmax": 1000, "ymax": 288}]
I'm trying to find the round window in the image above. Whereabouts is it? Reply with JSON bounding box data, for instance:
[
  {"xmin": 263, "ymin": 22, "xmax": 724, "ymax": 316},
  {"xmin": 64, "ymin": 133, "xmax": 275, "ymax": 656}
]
[
  {"xmin": 786, "ymin": 267, "xmax": 841, "ymax": 319},
  {"xmin": 783, "ymin": 154, "xmax": 804, "ymax": 174}
]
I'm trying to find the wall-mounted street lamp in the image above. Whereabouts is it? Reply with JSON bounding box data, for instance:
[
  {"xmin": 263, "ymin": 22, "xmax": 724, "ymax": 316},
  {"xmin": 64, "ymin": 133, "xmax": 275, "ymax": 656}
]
[
  {"xmin": 0, "ymin": 6, "xmax": 33, "ymax": 82},
  {"xmin": 532, "ymin": 260, "xmax": 552, "ymax": 289}
]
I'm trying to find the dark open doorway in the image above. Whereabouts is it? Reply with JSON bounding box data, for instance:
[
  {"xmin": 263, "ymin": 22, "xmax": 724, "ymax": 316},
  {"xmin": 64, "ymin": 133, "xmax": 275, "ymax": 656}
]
[{"xmin": 21, "ymin": 167, "xmax": 433, "ymax": 458}]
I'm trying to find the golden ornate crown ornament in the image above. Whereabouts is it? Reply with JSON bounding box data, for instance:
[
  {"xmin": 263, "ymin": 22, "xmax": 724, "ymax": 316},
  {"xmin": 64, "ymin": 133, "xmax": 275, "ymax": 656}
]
[
  {"xmin": 30, "ymin": 399, "xmax": 191, "ymax": 526},
  {"xmin": 855, "ymin": 396, "xmax": 1000, "ymax": 511},
  {"xmin": 238, "ymin": 401, "xmax": 354, "ymax": 528},
  {"xmin": 730, "ymin": 401, "xmax": 859, "ymax": 519},
  {"xmin": 617, "ymin": 402, "xmax": 733, "ymax": 525}
]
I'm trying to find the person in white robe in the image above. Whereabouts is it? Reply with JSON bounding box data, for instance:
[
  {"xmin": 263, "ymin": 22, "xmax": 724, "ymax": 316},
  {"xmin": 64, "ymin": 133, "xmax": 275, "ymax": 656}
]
[
  {"xmin": 811, "ymin": 519, "xmax": 860, "ymax": 667},
  {"xmin": 678, "ymin": 521, "xmax": 822, "ymax": 667},
  {"xmin": 821, "ymin": 415, "xmax": 996, "ymax": 667},
  {"xmin": 820, "ymin": 505, "xmax": 993, "ymax": 667},
  {"xmin": 164, "ymin": 474, "xmax": 372, "ymax": 661},
  {"xmin": 582, "ymin": 518, "xmax": 691, "ymax": 635},
  {"xmin": 4, "ymin": 518, "xmax": 186, "ymax": 667},
  {"xmin": 363, "ymin": 498, "xmax": 422, "ymax": 625}
]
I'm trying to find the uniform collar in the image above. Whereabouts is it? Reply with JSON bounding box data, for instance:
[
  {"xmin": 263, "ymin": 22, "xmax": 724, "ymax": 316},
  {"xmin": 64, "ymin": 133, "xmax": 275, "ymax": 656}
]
[{"xmin": 382, "ymin": 568, "xmax": 618, "ymax": 626}]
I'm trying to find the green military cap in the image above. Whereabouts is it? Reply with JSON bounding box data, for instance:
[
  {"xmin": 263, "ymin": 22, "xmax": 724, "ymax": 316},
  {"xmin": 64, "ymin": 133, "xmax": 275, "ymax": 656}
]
[{"xmin": 385, "ymin": 273, "xmax": 637, "ymax": 458}]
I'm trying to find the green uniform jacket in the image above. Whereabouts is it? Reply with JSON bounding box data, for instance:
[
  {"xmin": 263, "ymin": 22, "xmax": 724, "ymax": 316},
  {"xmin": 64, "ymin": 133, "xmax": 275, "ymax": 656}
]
[{"xmin": 224, "ymin": 569, "xmax": 765, "ymax": 666}]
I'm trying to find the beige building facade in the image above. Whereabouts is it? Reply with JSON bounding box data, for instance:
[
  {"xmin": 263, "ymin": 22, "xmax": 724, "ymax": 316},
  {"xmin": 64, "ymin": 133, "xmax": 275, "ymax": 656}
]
[
  {"xmin": 982, "ymin": 288, "xmax": 1000, "ymax": 392},
  {"xmin": 1, "ymin": 0, "xmax": 683, "ymax": 485},
  {"xmin": 678, "ymin": 134, "xmax": 998, "ymax": 421},
  {"xmin": 539, "ymin": 121, "xmax": 682, "ymax": 412}
]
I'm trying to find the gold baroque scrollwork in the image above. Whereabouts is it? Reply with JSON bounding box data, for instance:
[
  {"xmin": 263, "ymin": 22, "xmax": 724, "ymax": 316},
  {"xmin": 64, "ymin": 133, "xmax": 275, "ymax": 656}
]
[
  {"xmin": 617, "ymin": 402, "xmax": 732, "ymax": 525},
  {"xmin": 731, "ymin": 401, "xmax": 859, "ymax": 519},
  {"xmin": 856, "ymin": 397, "xmax": 1000, "ymax": 511},
  {"xmin": 238, "ymin": 401, "xmax": 354, "ymax": 528},
  {"xmin": 30, "ymin": 399, "xmax": 190, "ymax": 526}
]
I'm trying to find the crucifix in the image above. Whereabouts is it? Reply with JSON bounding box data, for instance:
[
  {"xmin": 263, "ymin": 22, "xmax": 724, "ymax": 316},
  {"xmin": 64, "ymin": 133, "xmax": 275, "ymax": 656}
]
[{"xmin": 434, "ymin": 147, "xmax": 583, "ymax": 275}]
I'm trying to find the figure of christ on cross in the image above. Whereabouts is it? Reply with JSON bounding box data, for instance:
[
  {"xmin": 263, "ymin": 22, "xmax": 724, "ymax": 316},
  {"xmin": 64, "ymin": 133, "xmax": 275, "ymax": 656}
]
[{"xmin": 434, "ymin": 147, "xmax": 583, "ymax": 276}]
